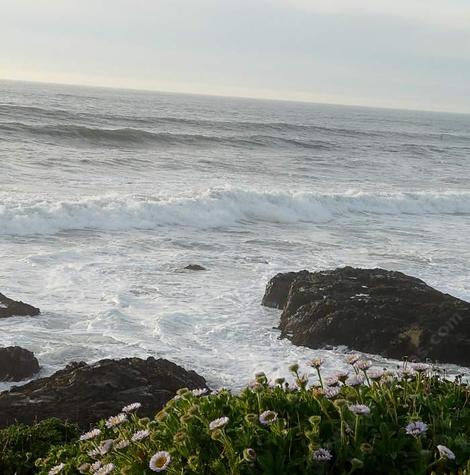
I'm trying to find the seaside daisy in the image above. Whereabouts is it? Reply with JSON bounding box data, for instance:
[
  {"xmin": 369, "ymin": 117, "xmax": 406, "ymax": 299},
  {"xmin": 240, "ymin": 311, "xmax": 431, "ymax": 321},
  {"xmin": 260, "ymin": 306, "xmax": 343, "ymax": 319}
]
[
  {"xmin": 355, "ymin": 359, "xmax": 372, "ymax": 371},
  {"xmin": 398, "ymin": 368, "xmax": 417, "ymax": 379},
  {"xmin": 310, "ymin": 357, "xmax": 324, "ymax": 368},
  {"xmin": 324, "ymin": 376, "xmax": 339, "ymax": 386},
  {"xmin": 191, "ymin": 388, "xmax": 208, "ymax": 396},
  {"xmin": 98, "ymin": 439, "xmax": 114, "ymax": 455},
  {"xmin": 149, "ymin": 451, "xmax": 171, "ymax": 472},
  {"xmin": 48, "ymin": 463, "xmax": 65, "ymax": 475},
  {"xmin": 346, "ymin": 374, "xmax": 365, "ymax": 387},
  {"xmin": 114, "ymin": 439, "xmax": 130, "ymax": 450},
  {"xmin": 412, "ymin": 363, "xmax": 430, "ymax": 373},
  {"xmin": 209, "ymin": 416, "xmax": 229, "ymax": 430},
  {"xmin": 336, "ymin": 371, "xmax": 350, "ymax": 382},
  {"xmin": 259, "ymin": 410, "xmax": 278, "ymax": 425},
  {"xmin": 94, "ymin": 464, "xmax": 115, "ymax": 475},
  {"xmin": 312, "ymin": 448, "xmax": 333, "ymax": 462},
  {"xmin": 131, "ymin": 429, "xmax": 150, "ymax": 442},
  {"xmin": 345, "ymin": 354, "xmax": 361, "ymax": 365},
  {"xmin": 405, "ymin": 421, "xmax": 428, "ymax": 436},
  {"xmin": 324, "ymin": 386, "xmax": 341, "ymax": 399},
  {"xmin": 437, "ymin": 444, "xmax": 456, "ymax": 460},
  {"xmin": 122, "ymin": 402, "xmax": 142, "ymax": 413},
  {"xmin": 79, "ymin": 428, "xmax": 101, "ymax": 441},
  {"xmin": 87, "ymin": 448, "xmax": 101, "ymax": 459},
  {"xmin": 105, "ymin": 413, "xmax": 128, "ymax": 428},
  {"xmin": 367, "ymin": 369, "xmax": 385, "ymax": 380},
  {"xmin": 78, "ymin": 463, "xmax": 91, "ymax": 474},
  {"xmin": 348, "ymin": 404, "xmax": 371, "ymax": 415}
]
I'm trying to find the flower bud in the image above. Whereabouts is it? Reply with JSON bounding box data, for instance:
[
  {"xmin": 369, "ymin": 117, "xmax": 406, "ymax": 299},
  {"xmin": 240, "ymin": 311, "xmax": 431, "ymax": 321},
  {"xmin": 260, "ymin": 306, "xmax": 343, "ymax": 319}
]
[
  {"xmin": 243, "ymin": 448, "xmax": 257, "ymax": 462},
  {"xmin": 210, "ymin": 428, "xmax": 224, "ymax": 441},
  {"xmin": 289, "ymin": 363, "xmax": 299, "ymax": 373},
  {"xmin": 245, "ymin": 413, "xmax": 259, "ymax": 424}
]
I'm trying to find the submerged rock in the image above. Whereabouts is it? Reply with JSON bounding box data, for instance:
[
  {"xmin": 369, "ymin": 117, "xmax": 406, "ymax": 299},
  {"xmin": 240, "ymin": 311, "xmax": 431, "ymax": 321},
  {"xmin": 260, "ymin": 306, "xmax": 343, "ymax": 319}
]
[
  {"xmin": 262, "ymin": 267, "xmax": 470, "ymax": 366},
  {"xmin": 184, "ymin": 264, "xmax": 207, "ymax": 271},
  {"xmin": 0, "ymin": 346, "xmax": 40, "ymax": 381},
  {"xmin": 0, "ymin": 292, "xmax": 40, "ymax": 319},
  {"xmin": 0, "ymin": 357, "xmax": 207, "ymax": 429}
]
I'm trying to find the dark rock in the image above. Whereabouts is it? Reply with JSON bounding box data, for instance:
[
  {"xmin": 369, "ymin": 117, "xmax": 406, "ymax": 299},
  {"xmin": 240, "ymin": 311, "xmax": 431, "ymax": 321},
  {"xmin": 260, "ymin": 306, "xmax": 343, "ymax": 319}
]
[
  {"xmin": 184, "ymin": 264, "xmax": 207, "ymax": 271},
  {"xmin": 262, "ymin": 267, "xmax": 470, "ymax": 366},
  {"xmin": 0, "ymin": 346, "xmax": 40, "ymax": 381},
  {"xmin": 0, "ymin": 357, "xmax": 207, "ymax": 429},
  {"xmin": 262, "ymin": 270, "xmax": 309, "ymax": 309},
  {"xmin": 0, "ymin": 293, "xmax": 40, "ymax": 319}
]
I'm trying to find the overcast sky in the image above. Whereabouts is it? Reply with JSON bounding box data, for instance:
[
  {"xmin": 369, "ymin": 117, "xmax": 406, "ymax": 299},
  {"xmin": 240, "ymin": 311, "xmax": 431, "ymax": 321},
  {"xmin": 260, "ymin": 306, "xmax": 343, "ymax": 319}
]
[{"xmin": 1, "ymin": 0, "xmax": 470, "ymax": 112}]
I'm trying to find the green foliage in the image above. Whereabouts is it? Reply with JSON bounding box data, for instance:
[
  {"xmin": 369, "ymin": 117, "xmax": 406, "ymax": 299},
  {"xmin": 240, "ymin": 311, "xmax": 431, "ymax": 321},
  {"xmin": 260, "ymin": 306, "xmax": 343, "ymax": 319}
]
[
  {"xmin": 0, "ymin": 418, "xmax": 79, "ymax": 474},
  {"xmin": 39, "ymin": 361, "xmax": 470, "ymax": 474}
]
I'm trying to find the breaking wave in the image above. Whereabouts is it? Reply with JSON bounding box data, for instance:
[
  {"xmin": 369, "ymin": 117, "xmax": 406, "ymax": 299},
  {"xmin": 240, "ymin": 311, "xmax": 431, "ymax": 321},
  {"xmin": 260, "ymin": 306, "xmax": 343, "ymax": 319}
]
[{"xmin": 1, "ymin": 189, "xmax": 469, "ymax": 236}]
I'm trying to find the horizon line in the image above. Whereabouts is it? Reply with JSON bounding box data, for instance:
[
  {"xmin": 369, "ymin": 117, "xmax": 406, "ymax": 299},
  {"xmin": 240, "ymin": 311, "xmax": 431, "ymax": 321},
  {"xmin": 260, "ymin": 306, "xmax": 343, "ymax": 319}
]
[{"xmin": 1, "ymin": 76, "xmax": 469, "ymax": 117}]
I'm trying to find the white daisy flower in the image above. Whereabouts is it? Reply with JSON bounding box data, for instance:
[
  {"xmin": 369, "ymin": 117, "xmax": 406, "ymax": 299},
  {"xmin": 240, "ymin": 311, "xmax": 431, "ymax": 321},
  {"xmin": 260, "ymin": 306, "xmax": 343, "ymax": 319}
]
[
  {"xmin": 87, "ymin": 448, "xmax": 101, "ymax": 459},
  {"xmin": 122, "ymin": 402, "xmax": 142, "ymax": 413},
  {"xmin": 405, "ymin": 421, "xmax": 428, "ymax": 436},
  {"xmin": 310, "ymin": 358, "xmax": 324, "ymax": 368},
  {"xmin": 355, "ymin": 360, "xmax": 372, "ymax": 371},
  {"xmin": 114, "ymin": 439, "xmax": 130, "ymax": 450},
  {"xmin": 149, "ymin": 451, "xmax": 171, "ymax": 472},
  {"xmin": 191, "ymin": 388, "xmax": 208, "ymax": 396},
  {"xmin": 99, "ymin": 439, "xmax": 114, "ymax": 455},
  {"xmin": 80, "ymin": 428, "xmax": 101, "ymax": 441},
  {"xmin": 48, "ymin": 463, "xmax": 65, "ymax": 475},
  {"xmin": 345, "ymin": 354, "xmax": 361, "ymax": 365},
  {"xmin": 367, "ymin": 369, "xmax": 385, "ymax": 380},
  {"xmin": 437, "ymin": 444, "xmax": 456, "ymax": 460},
  {"xmin": 412, "ymin": 363, "xmax": 430, "ymax": 373},
  {"xmin": 324, "ymin": 376, "xmax": 339, "ymax": 387},
  {"xmin": 259, "ymin": 410, "xmax": 278, "ymax": 425},
  {"xmin": 312, "ymin": 448, "xmax": 333, "ymax": 462},
  {"xmin": 346, "ymin": 374, "xmax": 365, "ymax": 387},
  {"xmin": 209, "ymin": 416, "xmax": 229, "ymax": 430},
  {"xmin": 94, "ymin": 463, "xmax": 115, "ymax": 475},
  {"xmin": 324, "ymin": 387, "xmax": 341, "ymax": 399},
  {"xmin": 105, "ymin": 413, "xmax": 128, "ymax": 428},
  {"xmin": 348, "ymin": 404, "xmax": 371, "ymax": 415},
  {"xmin": 131, "ymin": 429, "xmax": 150, "ymax": 442}
]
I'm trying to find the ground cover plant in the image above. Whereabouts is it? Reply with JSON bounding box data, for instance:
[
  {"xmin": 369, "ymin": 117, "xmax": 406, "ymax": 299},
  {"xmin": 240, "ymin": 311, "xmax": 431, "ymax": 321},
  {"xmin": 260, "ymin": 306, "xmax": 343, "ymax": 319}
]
[
  {"xmin": 0, "ymin": 418, "xmax": 79, "ymax": 475},
  {"xmin": 39, "ymin": 358, "xmax": 470, "ymax": 474}
]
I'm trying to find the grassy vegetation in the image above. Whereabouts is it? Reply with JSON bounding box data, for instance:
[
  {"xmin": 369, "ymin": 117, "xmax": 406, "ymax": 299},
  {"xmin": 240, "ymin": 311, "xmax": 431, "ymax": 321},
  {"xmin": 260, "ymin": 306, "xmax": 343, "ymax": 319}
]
[
  {"xmin": 35, "ymin": 358, "xmax": 469, "ymax": 474},
  {"xmin": 0, "ymin": 418, "xmax": 79, "ymax": 475}
]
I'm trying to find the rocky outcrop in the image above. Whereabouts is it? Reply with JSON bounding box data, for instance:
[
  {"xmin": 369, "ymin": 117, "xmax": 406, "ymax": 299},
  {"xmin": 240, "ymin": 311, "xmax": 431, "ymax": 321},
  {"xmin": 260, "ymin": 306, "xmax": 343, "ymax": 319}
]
[
  {"xmin": 0, "ymin": 346, "xmax": 40, "ymax": 381},
  {"xmin": 0, "ymin": 293, "xmax": 40, "ymax": 319},
  {"xmin": 262, "ymin": 267, "xmax": 470, "ymax": 366},
  {"xmin": 0, "ymin": 357, "xmax": 207, "ymax": 429}
]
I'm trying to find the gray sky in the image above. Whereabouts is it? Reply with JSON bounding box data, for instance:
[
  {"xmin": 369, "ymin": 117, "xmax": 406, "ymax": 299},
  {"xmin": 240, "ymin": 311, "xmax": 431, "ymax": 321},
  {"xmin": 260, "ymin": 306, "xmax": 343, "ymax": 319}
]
[{"xmin": 1, "ymin": 0, "xmax": 470, "ymax": 112}]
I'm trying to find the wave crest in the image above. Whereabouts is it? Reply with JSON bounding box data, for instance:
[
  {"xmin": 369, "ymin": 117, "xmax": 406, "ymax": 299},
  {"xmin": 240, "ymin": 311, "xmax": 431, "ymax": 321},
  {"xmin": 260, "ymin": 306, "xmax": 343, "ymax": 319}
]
[{"xmin": 0, "ymin": 189, "xmax": 468, "ymax": 235}]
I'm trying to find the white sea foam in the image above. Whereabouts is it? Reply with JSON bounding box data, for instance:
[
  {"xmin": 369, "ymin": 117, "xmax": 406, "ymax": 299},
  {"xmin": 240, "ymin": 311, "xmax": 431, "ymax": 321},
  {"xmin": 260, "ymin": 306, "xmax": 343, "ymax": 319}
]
[{"xmin": 1, "ymin": 188, "xmax": 469, "ymax": 235}]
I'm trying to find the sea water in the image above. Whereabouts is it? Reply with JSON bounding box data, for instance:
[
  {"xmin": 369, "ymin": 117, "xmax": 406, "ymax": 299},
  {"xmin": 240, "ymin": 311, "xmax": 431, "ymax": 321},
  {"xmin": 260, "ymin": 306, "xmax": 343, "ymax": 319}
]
[{"xmin": 1, "ymin": 80, "xmax": 469, "ymax": 390}]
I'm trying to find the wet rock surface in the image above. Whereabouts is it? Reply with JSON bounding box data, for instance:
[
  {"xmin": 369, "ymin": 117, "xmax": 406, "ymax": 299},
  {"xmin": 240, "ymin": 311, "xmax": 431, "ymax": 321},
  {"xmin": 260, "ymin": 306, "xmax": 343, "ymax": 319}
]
[
  {"xmin": 262, "ymin": 267, "xmax": 470, "ymax": 366},
  {"xmin": 0, "ymin": 292, "xmax": 40, "ymax": 319},
  {"xmin": 0, "ymin": 357, "xmax": 207, "ymax": 429},
  {"xmin": 0, "ymin": 346, "xmax": 40, "ymax": 381}
]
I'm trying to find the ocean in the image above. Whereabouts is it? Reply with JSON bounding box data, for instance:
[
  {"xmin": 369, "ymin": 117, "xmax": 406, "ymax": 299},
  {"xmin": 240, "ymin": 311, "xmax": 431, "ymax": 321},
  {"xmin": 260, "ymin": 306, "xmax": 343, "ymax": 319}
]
[{"xmin": 1, "ymin": 80, "xmax": 469, "ymax": 390}]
